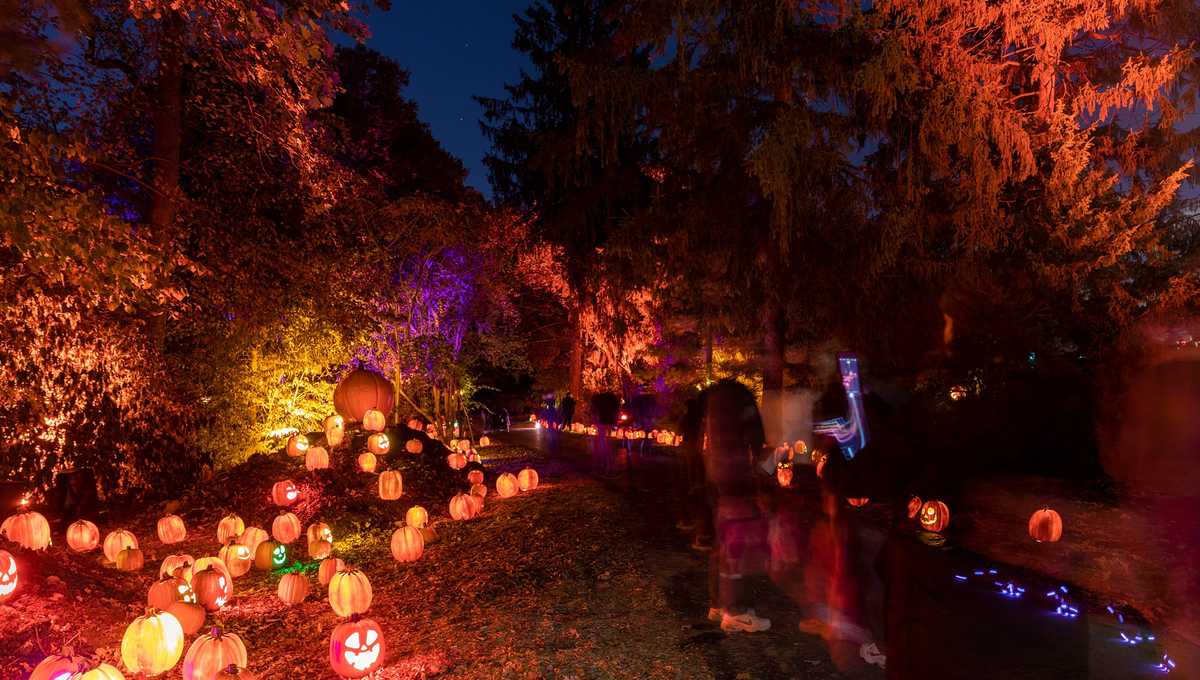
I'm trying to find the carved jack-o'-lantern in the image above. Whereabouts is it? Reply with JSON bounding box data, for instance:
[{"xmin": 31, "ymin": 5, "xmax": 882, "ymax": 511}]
[
  {"xmin": 148, "ymin": 576, "xmax": 191, "ymax": 610},
  {"xmin": 272, "ymin": 512, "xmax": 301, "ymax": 544},
  {"xmin": 121, "ymin": 608, "xmax": 185, "ymax": 676},
  {"xmin": 919, "ymin": 500, "xmax": 950, "ymax": 533},
  {"xmin": 446, "ymin": 452, "xmax": 466, "ymax": 470},
  {"xmin": 306, "ymin": 446, "xmax": 330, "ymax": 471},
  {"xmin": 405, "ymin": 506, "xmax": 428, "ymax": 529},
  {"xmin": 847, "ymin": 498, "xmax": 869, "ymax": 507},
  {"xmin": 182, "ymin": 626, "xmax": 247, "ymax": 680},
  {"xmin": 776, "ymin": 462, "xmax": 793, "ymax": 488},
  {"xmin": 67, "ymin": 519, "xmax": 100, "ymax": 552},
  {"xmin": 309, "ymin": 539, "xmax": 333, "ymax": 560},
  {"xmin": 496, "ymin": 473, "xmax": 519, "ymax": 498},
  {"xmin": 286, "ymin": 434, "xmax": 310, "ymax": 457},
  {"xmin": 1028, "ymin": 507, "xmax": 1063, "ymax": 543},
  {"xmin": 405, "ymin": 439, "xmax": 423, "ymax": 454},
  {"xmin": 517, "ymin": 468, "xmax": 539, "ymax": 491},
  {"xmin": 389, "ymin": 526, "xmax": 423, "ymax": 563},
  {"xmin": 362, "ymin": 409, "xmax": 386, "ymax": 432},
  {"xmin": 217, "ymin": 514, "xmax": 245, "ymax": 544},
  {"xmin": 103, "ymin": 529, "xmax": 139, "ymax": 564},
  {"xmin": 271, "ymin": 480, "xmax": 299, "ymax": 507},
  {"xmin": 357, "ymin": 452, "xmax": 377, "ymax": 473},
  {"xmin": 254, "ymin": 540, "xmax": 288, "ymax": 571},
  {"xmin": 324, "ymin": 415, "xmax": 345, "ymax": 448},
  {"xmin": 378, "ymin": 471, "xmax": 403, "ymax": 500},
  {"xmin": 328, "ymin": 568, "xmax": 373, "ymax": 618},
  {"xmin": 0, "ymin": 550, "xmax": 17, "ymax": 603},
  {"xmin": 307, "ymin": 523, "xmax": 333, "ymax": 545},
  {"xmin": 367, "ymin": 433, "xmax": 390, "ymax": 455},
  {"xmin": 192, "ymin": 563, "xmax": 232, "ymax": 611},
  {"xmin": 470, "ymin": 483, "xmax": 488, "ymax": 499},
  {"xmin": 219, "ymin": 541, "xmax": 253, "ymax": 578},
  {"xmin": 329, "ymin": 616, "xmax": 385, "ymax": 678},
  {"xmin": 157, "ymin": 515, "xmax": 187, "ymax": 544},
  {"xmin": 1, "ymin": 510, "xmax": 51, "ymax": 551}
]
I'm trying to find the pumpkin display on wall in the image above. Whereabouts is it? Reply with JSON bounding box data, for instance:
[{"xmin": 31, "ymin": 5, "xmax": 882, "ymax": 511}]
[
  {"xmin": 467, "ymin": 469, "xmax": 484, "ymax": 486},
  {"xmin": 367, "ymin": 433, "xmax": 390, "ymax": 455},
  {"xmin": 254, "ymin": 541, "xmax": 287, "ymax": 571},
  {"xmin": 271, "ymin": 480, "xmax": 299, "ymax": 507},
  {"xmin": 378, "ymin": 471, "xmax": 403, "ymax": 500},
  {"xmin": 167, "ymin": 599, "xmax": 206, "ymax": 635},
  {"xmin": 192, "ymin": 565, "xmax": 232, "ymax": 611},
  {"xmin": 1028, "ymin": 507, "xmax": 1063, "ymax": 543},
  {"xmin": 116, "ymin": 547, "xmax": 145, "ymax": 571},
  {"xmin": 517, "ymin": 468, "xmax": 539, "ymax": 491},
  {"xmin": 362, "ymin": 409, "xmax": 386, "ymax": 432},
  {"xmin": 306, "ymin": 447, "xmax": 330, "ymax": 471},
  {"xmin": 328, "ymin": 568, "xmax": 372, "ymax": 617},
  {"xmin": 286, "ymin": 434, "xmax": 310, "ymax": 458},
  {"xmin": 103, "ymin": 529, "xmax": 139, "ymax": 564},
  {"xmin": 319, "ymin": 557, "xmax": 346, "ymax": 586},
  {"xmin": 67, "ymin": 519, "xmax": 100, "ymax": 553},
  {"xmin": 120, "ymin": 608, "xmax": 185, "ymax": 676},
  {"xmin": 496, "ymin": 473, "xmax": 519, "ymax": 498},
  {"xmin": 277, "ymin": 572, "xmax": 310, "ymax": 605},
  {"xmin": 404, "ymin": 439, "xmax": 423, "ymax": 454},
  {"xmin": 448, "ymin": 494, "xmax": 478, "ymax": 521},
  {"xmin": 404, "ymin": 506, "xmax": 428, "ymax": 529},
  {"xmin": 2, "ymin": 510, "xmax": 51, "ymax": 550},
  {"xmin": 219, "ymin": 541, "xmax": 253, "ymax": 578},
  {"xmin": 446, "ymin": 452, "xmax": 466, "ymax": 470},
  {"xmin": 157, "ymin": 515, "xmax": 187, "ymax": 544},
  {"xmin": 182, "ymin": 627, "xmax": 248, "ymax": 680},
  {"xmin": 329, "ymin": 616, "xmax": 385, "ymax": 678},
  {"xmin": 389, "ymin": 526, "xmax": 423, "ymax": 563},
  {"xmin": 237, "ymin": 527, "xmax": 268, "ymax": 555},
  {"xmin": 357, "ymin": 452, "xmax": 377, "ymax": 473},
  {"xmin": 333, "ymin": 369, "xmax": 395, "ymax": 423},
  {"xmin": 324, "ymin": 414, "xmax": 345, "ymax": 448},
  {"xmin": 217, "ymin": 514, "xmax": 245, "ymax": 544},
  {"xmin": 159, "ymin": 554, "xmax": 195, "ymax": 582},
  {"xmin": 272, "ymin": 512, "xmax": 301, "ymax": 544},
  {"xmin": 0, "ymin": 550, "xmax": 17, "ymax": 603},
  {"xmin": 919, "ymin": 500, "xmax": 951, "ymax": 533}
]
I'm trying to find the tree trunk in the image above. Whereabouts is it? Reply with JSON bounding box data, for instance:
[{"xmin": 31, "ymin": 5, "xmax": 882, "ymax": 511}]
[
  {"xmin": 704, "ymin": 321, "xmax": 714, "ymax": 384},
  {"xmin": 569, "ymin": 304, "xmax": 584, "ymax": 400},
  {"xmin": 149, "ymin": 13, "xmax": 183, "ymax": 234}
]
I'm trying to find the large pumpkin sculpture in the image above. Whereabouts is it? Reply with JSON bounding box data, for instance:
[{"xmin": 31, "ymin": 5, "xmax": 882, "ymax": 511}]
[
  {"xmin": 329, "ymin": 616, "xmax": 385, "ymax": 678},
  {"xmin": 361, "ymin": 410, "xmax": 387, "ymax": 432},
  {"xmin": 192, "ymin": 565, "xmax": 232, "ymax": 611},
  {"xmin": 328, "ymin": 568, "xmax": 372, "ymax": 617},
  {"xmin": 121, "ymin": 608, "xmax": 185, "ymax": 676},
  {"xmin": 1028, "ymin": 507, "xmax": 1063, "ymax": 543},
  {"xmin": 919, "ymin": 500, "xmax": 951, "ymax": 533},
  {"xmin": 271, "ymin": 480, "xmax": 299, "ymax": 507},
  {"xmin": 103, "ymin": 529, "xmax": 139, "ymax": 563},
  {"xmin": 324, "ymin": 414, "xmax": 345, "ymax": 448},
  {"xmin": 496, "ymin": 473, "xmax": 519, "ymax": 498},
  {"xmin": 67, "ymin": 519, "xmax": 100, "ymax": 552},
  {"xmin": 272, "ymin": 512, "xmax": 301, "ymax": 544},
  {"xmin": 367, "ymin": 433, "xmax": 390, "ymax": 455},
  {"xmin": 286, "ymin": 434, "xmax": 309, "ymax": 458},
  {"xmin": 305, "ymin": 447, "xmax": 330, "ymax": 471},
  {"xmin": 277, "ymin": 572, "xmax": 310, "ymax": 605},
  {"xmin": 182, "ymin": 627, "xmax": 248, "ymax": 680},
  {"xmin": 389, "ymin": 526, "xmax": 423, "ymax": 563},
  {"xmin": 332, "ymin": 369, "xmax": 395, "ymax": 423},
  {"xmin": 448, "ymin": 493, "xmax": 478, "ymax": 521},
  {"xmin": 217, "ymin": 514, "xmax": 245, "ymax": 544},
  {"xmin": 0, "ymin": 550, "xmax": 17, "ymax": 603},
  {"xmin": 357, "ymin": 452, "xmax": 377, "ymax": 473},
  {"xmin": 2, "ymin": 510, "xmax": 51, "ymax": 550},
  {"xmin": 157, "ymin": 515, "xmax": 187, "ymax": 544},
  {"xmin": 378, "ymin": 471, "xmax": 403, "ymax": 500},
  {"xmin": 219, "ymin": 541, "xmax": 253, "ymax": 578},
  {"xmin": 319, "ymin": 557, "xmax": 346, "ymax": 586},
  {"xmin": 517, "ymin": 468, "xmax": 539, "ymax": 491}
]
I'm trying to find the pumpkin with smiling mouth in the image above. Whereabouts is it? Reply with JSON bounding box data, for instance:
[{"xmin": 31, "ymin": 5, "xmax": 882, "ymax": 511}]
[
  {"xmin": 329, "ymin": 615, "xmax": 385, "ymax": 678},
  {"xmin": 0, "ymin": 550, "xmax": 17, "ymax": 603}
]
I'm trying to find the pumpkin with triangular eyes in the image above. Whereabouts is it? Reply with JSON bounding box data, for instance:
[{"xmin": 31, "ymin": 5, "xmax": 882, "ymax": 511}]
[
  {"xmin": 0, "ymin": 550, "xmax": 17, "ymax": 603},
  {"xmin": 329, "ymin": 616, "xmax": 385, "ymax": 678}
]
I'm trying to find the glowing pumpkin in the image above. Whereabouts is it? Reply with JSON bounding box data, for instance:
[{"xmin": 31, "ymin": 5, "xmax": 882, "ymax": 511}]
[
  {"xmin": 357, "ymin": 452, "xmax": 377, "ymax": 473},
  {"xmin": 307, "ymin": 522, "xmax": 333, "ymax": 545},
  {"xmin": 254, "ymin": 541, "xmax": 287, "ymax": 570},
  {"xmin": 446, "ymin": 452, "xmax": 466, "ymax": 470},
  {"xmin": 848, "ymin": 498, "xmax": 869, "ymax": 507},
  {"xmin": 389, "ymin": 526, "xmax": 423, "ymax": 563},
  {"xmin": 277, "ymin": 572, "xmax": 310, "ymax": 605},
  {"xmin": 466, "ymin": 449, "xmax": 480, "ymax": 463},
  {"xmin": 2, "ymin": 510, "xmax": 51, "ymax": 550},
  {"xmin": 286, "ymin": 434, "xmax": 309, "ymax": 457},
  {"xmin": 0, "ymin": 550, "xmax": 17, "ymax": 603},
  {"xmin": 309, "ymin": 540, "xmax": 332, "ymax": 560},
  {"xmin": 496, "ymin": 473, "xmax": 519, "ymax": 498},
  {"xmin": 815, "ymin": 458, "xmax": 826, "ymax": 479},
  {"xmin": 404, "ymin": 506, "xmax": 428, "ymax": 529},
  {"xmin": 329, "ymin": 616, "xmax": 385, "ymax": 678},
  {"xmin": 919, "ymin": 500, "xmax": 950, "ymax": 533},
  {"xmin": 470, "ymin": 483, "xmax": 487, "ymax": 499},
  {"xmin": 236, "ymin": 526, "xmax": 268, "ymax": 554},
  {"xmin": 517, "ymin": 468, "xmax": 539, "ymax": 491},
  {"xmin": 148, "ymin": 576, "xmax": 190, "ymax": 610},
  {"xmin": 159, "ymin": 554, "xmax": 195, "ymax": 582},
  {"xmin": 167, "ymin": 600, "xmax": 206, "ymax": 635},
  {"xmin": 102, "ymin": 529, "xmax": 138, "ymax": 563},
  {"xmin": 448, "ymin": 493, "xmax": 478, "ymax": 520},
  {"xmin": 467, "ymin": 469, "xmax": 484, "ymax": 485},
  {"xmin": 328, "ymin": 568, "xmax": 372, "ymax": 617},
  {"xmin": 367, "ymin": 433, "xmax": 390, "ymax": 455},
  {"xmin": 116, "ymin": 547, "xmax": 144, "ymax": 571},
  {"xmin": 362, "ymin": 409, "xmax": 386, "ymax": 432},
  {"xmin": 404, "ymin": 439, "xmax": 423, "ymax": 454},
  {"xmin": 305, "ymin": 446, "xmax": 330, "ymax": 471},
  {"xmin": 157, "ymin": 515, "xmax": 187, "ymax": 544},
  {"xmin": 272, "ymin": 512, "xmax": 301, "ymax": 544},
  {"xmin": 120, "ymin": 608, "xmax": 184, "ymax": 676},
  {"xmin": 1028, "ymin": 507, "xmax": 1063, "ymax": 543},
  {"xmin": 907, "ymin": 496, "xmax": 922, "ymax": 520},
  {"xmin": 30, "ymin": 654, "xmax": 89, "ymax": 680},
  {"xmin": 324, "ymin": 414, "xmax": 345, "ymax": 448},
  {"xmin": 67, "ymin": 519, "xmax": 100, "ymax": 552},
  {"xmin": 219, "ymin": 541, "xmax": 253, "ymax": 578},
  {"xmin": 319, "ymin": 557, "xmax": 345, "ymax": 586},
  {"xmin": 217, "ymin": 514, "xmax": 244, "ymax": 544},
  {"xmin": 271, "ymin": 480, "xmax": 299, "ymax": 507},
  {"xmin": 192, "ymin": 566, "xmax": 232, "ymax": 611},
  {"xmin": 776, "ymin": 462, "xmax": 793, "ymax": 487},
  {"xmin": 182, "ymin": 627, "xmax": 247, "ymax": 680},
  {"xmin": 479, "ymin": 436, "xmax": 491, "ymax": 447},
  {"xmin": 378, "ymin": 471, "xmax": 403, "ymax": 500}
]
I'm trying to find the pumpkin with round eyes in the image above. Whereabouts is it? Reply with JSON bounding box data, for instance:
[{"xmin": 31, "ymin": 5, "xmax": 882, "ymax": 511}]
[
  {"xmin": 446, "ymin": 452, "xmax": 466, "ymax": 470},
  {"xmin": 1, "ymin": 510, "xmax": 51, "ymax": 551},
  {"xmin": 517, "ymin": 468, "xmax": 539, "ymax": 491},
  {"xmin": 329, "ymin": 616, "xmax": 385, "ymax": 678},
  {"xmin": 404, "ymin": 439, "xmax": 423, "ymax": 454},
  {"xmin": 182, "ymin": 626, "xmax": 247, "ymax": 680},
  {"xmin": 217, "ymin": 514, "xmax": 244, "ymax": 544},
  {"xmin": 324, "ymin": 414, "xmax": 345, "ymax": 448},
  {"xmin": 404, "ymin": 506, "xmax": 427, "ymax": 529},
  {"xmin": 67, "ymin": 519, "xmax": 101, "ymax": 553},
  {"xmin": 192, "ymin": 566, "xmax": 232, "ymax": 611},
  {"xmin": 378, "ymin": 471, "xmax": 403, "ymax": 500},
  {"xmin": 496, "ymin": 473, "xmax": 519, "ymax": 498},
  {"xmin": 286, "ymin": 434, "xmax": 309, "ymax": 457},
  {"xmin": 271, "ymin": 480, "xmax": 299, "ymax": 507},
  {"xmin": 362, "ymin": 409, "xmax": 386, "ymax": 432},
  {"xmin": 919, "ymin": 500, "xmax": 950, "ymax": 533},
  {"xmin": 121, "ymin": 608, "xmax": 185, "ymax": 676},
  {"xmin": 357, "ymin": 452, "xmax": 377, "ymax": 473},
  {"xmin": 102, "ymin": 529, "xmax": 138, "ymax": 563},
  {"xmin": 367, "ymin": 433, "xmax": 390, "ymax": 455},
  {"xmin": 328, "ymin": 568, "xmax": 372, "ymax": 618},
  {"xmin": 467, "ymin": 469, "xmax": 484, "ymax": 486},
  {"xmin": 305, "ymin": 446, "xmax": 330, "ymax": 471},
  {"xmin": 0, "ymin": 550, "xmax": 17, "ymax": 603},
  {"xmin": 219, "ymin": 541, "xmax": 253, "ymax": 578},
  {"xmin": 254, "ymin": 540, "xmax": 288, "ymax": 570},
  {"xmin": 159, "ymin": 554, "xmax": 196, "ymax": 582},
  {"xmin": 272, "ymin": 512, "xmax": 301, "ymax": 544}
]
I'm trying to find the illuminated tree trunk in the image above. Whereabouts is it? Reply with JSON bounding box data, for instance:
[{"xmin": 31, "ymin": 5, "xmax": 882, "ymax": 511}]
[
  {"xmin": 149, "ymin": 14, "xmax": 183, "ymax": 235},
  {"xmin": 569, "ymin": 305, "xmax": 584, "ymax": 399}
]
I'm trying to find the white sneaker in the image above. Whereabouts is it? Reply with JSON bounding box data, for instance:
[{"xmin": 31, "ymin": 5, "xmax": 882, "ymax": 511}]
[
  {"xmin": 859, "ymin": 641, "xmax": 887, "ymax": 668},
  {"xmin": 721, "ymin": 611, "xmax": 772, "ymax": 633}
]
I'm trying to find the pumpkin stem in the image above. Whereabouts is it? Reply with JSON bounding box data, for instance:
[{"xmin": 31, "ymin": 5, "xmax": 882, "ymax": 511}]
[{"xmin": 210, "ymin": 626, "xmax": 222, "ymax": 637}]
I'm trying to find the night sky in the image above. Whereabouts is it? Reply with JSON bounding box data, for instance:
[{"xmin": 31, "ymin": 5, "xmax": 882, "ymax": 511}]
[{"xmin": 364, "ymin": 1, "xmax": 533, "ymax": 199}]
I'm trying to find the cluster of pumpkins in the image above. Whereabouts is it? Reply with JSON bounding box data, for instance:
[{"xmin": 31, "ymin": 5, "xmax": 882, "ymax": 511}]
[
  {"xmin": 537, "ymin": 417, "xmax": 682, "ymax": 446},
  {"xmin": 1, "ymin": 409, "xmax": 543, "ymax": 679}
]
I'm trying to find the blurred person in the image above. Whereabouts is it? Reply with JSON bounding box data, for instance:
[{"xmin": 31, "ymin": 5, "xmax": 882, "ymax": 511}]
[
  {"xmin": 678, "ymin": 392, "xmax": 712, "ymax": 550},
  {"xmin": 590, "ymin": 391, "xmax": 621, "ymax": 475},
  {"xmin": 559, "ymin": 392, "xmax": 576, "ymax": 430}
]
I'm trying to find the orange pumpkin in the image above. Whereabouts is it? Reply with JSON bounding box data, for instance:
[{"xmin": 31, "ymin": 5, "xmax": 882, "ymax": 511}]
[
  {"xmin": 217, "ymin": 514, "xmax": 245, "ymax": 544},
  {"xmin": 467, "ymin": 469, "xmax": 484, "ymax": 485},
  {"xmin": 30, "ymin": 654, "xmax": 90, "ymax": 680},
  {"xmin": 148, "ymin": 576, "xmax": 190, "ymax": 610},
  {"xmin": 446, "ymin": 452, "xmax": 466, "ymax": 470},
  {"xmin": 121, "ymin": 608, "xmax": 185, "ymax": 676},
  {"xmin": 183, "ymin": 626, "xmax": 248, "ymax": 680},
  {"xmin": 286, "ymin": 434, "xmax": 309, "ymax": 457},
  {"xmin": 367, "ymin": 433, "xmax": 390, "ymax": 455},
  {"xmin": 517, "ymin": 468, "xmax": 539, "ymax": 491},
  {"xmin": 116, "ymin": 547, "xmax": 145, "ymax": 572},
  {"xmin": 309, "ymin": 540, "xmax": 332, "ymax": 560},
  {"xmin": 319, "ymin": 557, "xmax": 345, "ymax": 586},
  {"xmin": 67, "ymin": 519, "xmax": 100, "ymax": 552},
  {"xmin": 0, "ymin": 550, "xmax": 17, "ymax": 603},
  {"xmin": 815, "ymin": 458, "xmax": 826, "ymax": 478},
  {"xmin": 328, "ymin": 568, "xmax": 372, "ymax": 617},
  {"xmin": 272, "ymin": 512, "xmax": 301, "ymax": 544},
  {"xmin": 329, "ymin": 616, "xmax": 385, "ymax": 678},
  {"xmin": 1, "ymin": 510, "xmax": 51, "ymax": 550},
  {"xmin": 847, "ymin": 498, "xmax": 869, "ymax": 507},
  {"xmin": 157, "ymin": 515, "xmax": 187, "ymax": 544},
  {"xmin": 404, "ymin": 439, "xmax": 423, "ymax": 454},
  {"xmin": 362, "ymin": 409, "xmax": 387, "ymax": 432},
  {"xmin": 305, "ymin": 446, "xmax": 330, "ymax": 471},
  {"xmin": 496, "ymin": 473, "xmax": 519, "ymax": 498},
  {"xmin": 277, "ymin": 572, "xmax": 310, "ymax": 605},
  {"xmin": 469, "ymin": 483, "xmax": 487, "ymax": 499},
  {"xmin": 192, "ymin": 566, "xmax": 232, "ymax": 611},
  {"xmin": 236, "ymin": 526, "xmax": 268, "ymax": 554},
  {"xmin": 906, "ymin": 496, "xmax": 922, "ymax": 520},
  {"xmin": 159, "ymin": 554, "xmax": 195, "ymax": 582},
  {"xmin": 324, "ymin": 414, "xmax": 346, "ymax": 448},
  {"xmin": 404, "ymin": 506, "xmax": 428, "ymax": 529},
  {"xmin": 448, "ymin": 493, "xmax": 478, "ymax": 521},
  {"xmin": 357, "ymin": 452, "xmax": 377, "ymax": 473},
  {"xmin": 378, "ymin": 470, "xmax": 403, "ymax": 500},
  {"xmin": 307, "ymin": 522, "xmax": 333, "ymax": 545},
  {"xmin": 219, "ymin": 541, "xmax": 253, "ymax": 578},
  {"xmin": 389, "ymin": 526, "xmax": 423, "ymax": 563},
  {"xmin": 919, "ymin": 500, "xmax": 950, "ymax": 533},
  {"xmin": 479, "ymin": 435, "xmax": 491, "ymax": 447},
  {"xmin": 1028, "ymin": 507, "xmax": 1063, "ymax": 543},
  {"xmin": 167, "ymin": 600, "xmax": 206, "ymax": 635},
  {"xmin": 102, "ymin": 529, "xmax": 138, "ymax": 563},
  {"xmin": 254, "ymin": 541, "xmax": 288, "ymax": 570},
  {"xmin": 776, "ymin": 463, "xmax": 793, "ymax": 488},
  {"xmin": 271, "ymin": 480, "xmax": 299, "ymax": 507}
]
